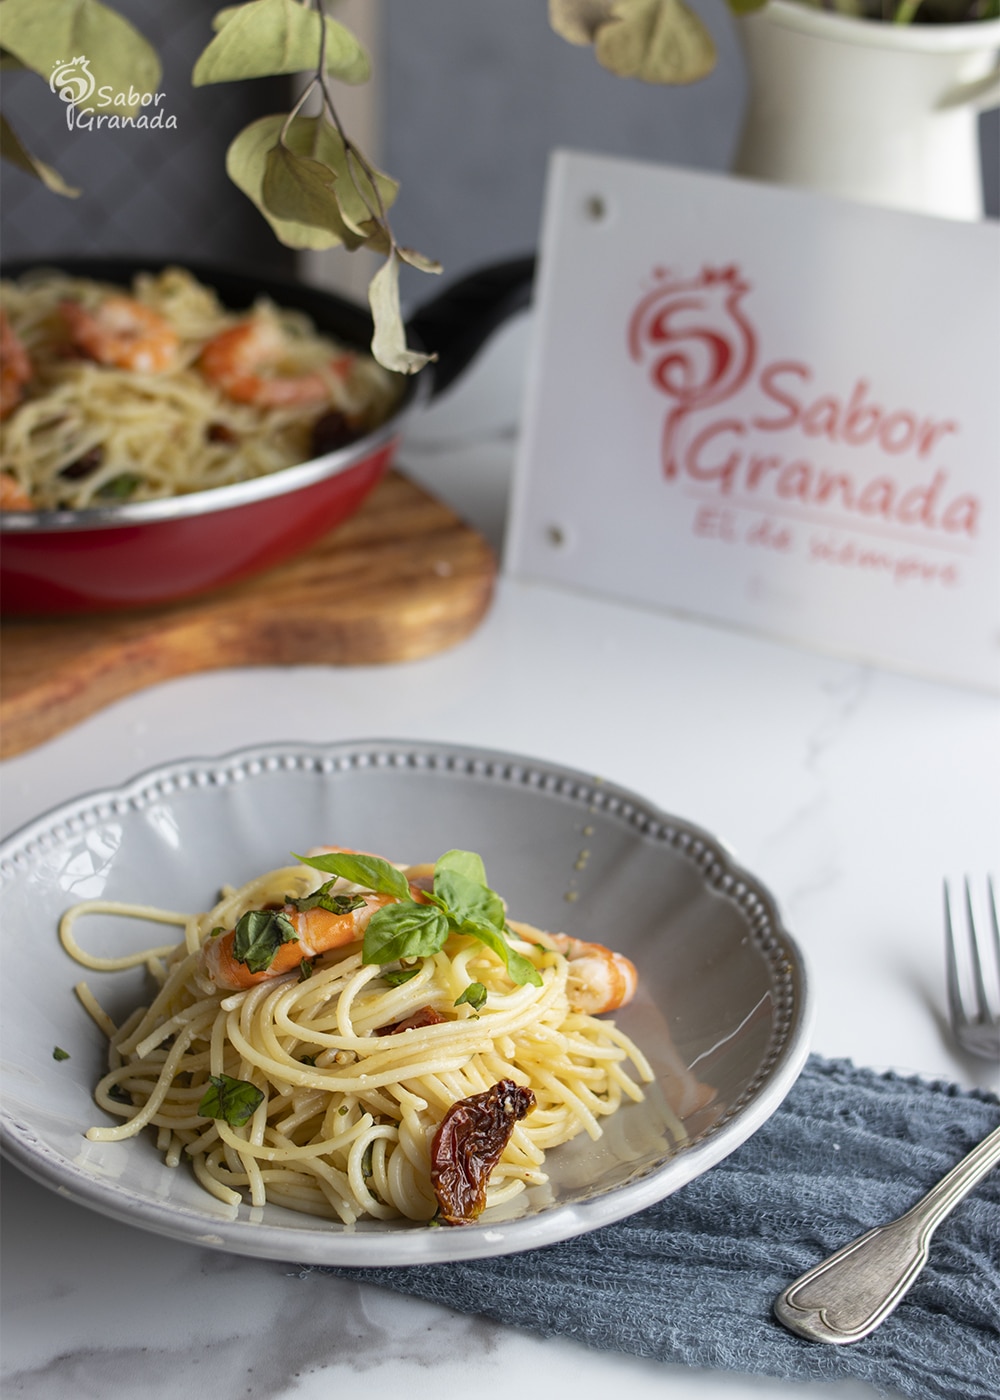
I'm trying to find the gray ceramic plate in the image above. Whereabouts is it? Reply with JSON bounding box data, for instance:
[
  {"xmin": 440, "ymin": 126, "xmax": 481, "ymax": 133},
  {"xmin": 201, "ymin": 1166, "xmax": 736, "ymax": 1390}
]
[{"xmin": 0, "ymin": 740, "xmax": 811, "ymax": 1265}]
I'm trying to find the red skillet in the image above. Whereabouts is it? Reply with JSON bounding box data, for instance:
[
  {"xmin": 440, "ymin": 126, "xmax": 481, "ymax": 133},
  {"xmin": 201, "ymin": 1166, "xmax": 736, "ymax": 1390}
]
[{"xmin": 0, "ymin": 256, "xmax": 534, "ymax": 615}]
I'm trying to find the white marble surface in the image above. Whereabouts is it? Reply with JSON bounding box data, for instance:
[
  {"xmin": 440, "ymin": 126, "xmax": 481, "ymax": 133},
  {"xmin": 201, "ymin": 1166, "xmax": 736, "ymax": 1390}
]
[{"xmin": 2, "ymin": 317, "xmax": 998, "ymax": 1399}]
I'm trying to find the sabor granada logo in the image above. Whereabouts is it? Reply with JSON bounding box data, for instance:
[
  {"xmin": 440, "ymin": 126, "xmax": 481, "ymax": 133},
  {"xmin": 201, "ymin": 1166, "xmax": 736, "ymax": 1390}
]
[
  {"xmin": 628, "ymin": 265, "xmax": 978, "ymax": 543},
  {"xmin": 48, "ymin": 55, "xmax": 177, "ymax": 131}
]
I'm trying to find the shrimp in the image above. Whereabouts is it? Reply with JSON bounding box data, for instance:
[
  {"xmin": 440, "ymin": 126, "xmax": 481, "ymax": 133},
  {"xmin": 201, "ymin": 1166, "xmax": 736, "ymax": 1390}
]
[
  {"xmin": 200, "ymin": 891, "xmax": 396, "ymax": 992},
  {"xmin": 513, "ymin": 926, "xmax": 638, "ymax": 1016},
  {"xmin": 0, "ymin": 308, "xmax": 32, "ymax": 418},
  {"xmin": 0, "ymin": 472, "xmax": 33, "ymax": 511},
  {"xmin": 197, "ymin": 317, "xmax": 351, "ymax": 407},
  {"xmin": 59, "ymin": 295, "xmax": 179, "ymax": 373}
]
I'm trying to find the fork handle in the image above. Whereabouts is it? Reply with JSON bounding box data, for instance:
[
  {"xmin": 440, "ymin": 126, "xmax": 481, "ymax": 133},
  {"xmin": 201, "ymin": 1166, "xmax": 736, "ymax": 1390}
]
[{"xmin": 774, "ymin": 1122, "xmax": 1000, "ymax": 1344}]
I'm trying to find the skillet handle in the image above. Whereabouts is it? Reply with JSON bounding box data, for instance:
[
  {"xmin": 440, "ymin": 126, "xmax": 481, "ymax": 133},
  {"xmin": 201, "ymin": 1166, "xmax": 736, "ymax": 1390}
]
[{"xmin": 407, "ymin": 255, "xmax": 536, "ymax": 399}]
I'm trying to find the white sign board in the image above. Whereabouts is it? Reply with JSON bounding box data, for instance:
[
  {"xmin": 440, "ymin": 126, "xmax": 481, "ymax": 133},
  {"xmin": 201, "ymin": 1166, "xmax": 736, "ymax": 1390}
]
[{"xmin": 506, "ymin": 152, "xmax": 1000, "ymax": 693}]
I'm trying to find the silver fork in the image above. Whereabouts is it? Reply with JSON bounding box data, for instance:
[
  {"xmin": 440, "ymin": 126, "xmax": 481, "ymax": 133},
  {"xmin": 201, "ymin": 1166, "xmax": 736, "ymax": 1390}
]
[
  {"xmin": 774, "ymin": 876, "xmax": 1000, "ymax": 1344},
  {"xmin": 945, "ymin": 876, "xmax": 1000, "ymax": 1061}
]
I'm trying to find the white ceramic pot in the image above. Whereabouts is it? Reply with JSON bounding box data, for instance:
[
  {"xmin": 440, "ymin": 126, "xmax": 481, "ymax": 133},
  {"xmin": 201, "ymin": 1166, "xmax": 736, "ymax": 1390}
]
[{"xmin": 734, "ymin": 2, "xmax": 1000, "ymax": 220}]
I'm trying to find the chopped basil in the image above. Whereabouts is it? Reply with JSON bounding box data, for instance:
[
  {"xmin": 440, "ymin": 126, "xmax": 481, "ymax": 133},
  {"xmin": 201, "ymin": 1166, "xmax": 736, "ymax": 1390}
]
[
  {"xmin": 108, "ymin": 1082, "xmax": 132, "ymax": 1104},
  {"xmin": 290, "ymin": 882, "xmax": 366, "ymax": 916},
  {"xmin": 197, "ymin": 1073, "xmax": 264, "ymax": 1126},
  {"xmin": 382, "ymin": 966, "xmax": 421, "ymax": 987},
  {"xmin": 96, "ymin": 472, "xmax": 142, "ymax": 499},
  {"xmin": 454, "ymin": 982, "xmax": 487, "ymax": 1011},
  {"xmin": 232, "ymin": 908, "xmax": 297, "ymax": 973},
  {"xmin": 52, "ymin": 1046, "xmax": 70, "ymax": 1061},
  {"xmin": 299, "ymin": 958, "xmax": 314, "ymax": 980}
]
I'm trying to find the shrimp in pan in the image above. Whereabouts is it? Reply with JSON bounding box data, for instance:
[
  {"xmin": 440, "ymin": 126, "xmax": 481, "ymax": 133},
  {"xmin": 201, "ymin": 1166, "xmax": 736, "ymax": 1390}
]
[
  {"xmin": 197, "ymin": 316, "xmax": 352, "ymax": 408},
  {"xmin": 0, "ymin": 308, "xmax": 32, "ymax": 419},
  {"xmin": 0, "ymin": 471, "xmax": 33, "ymax": 511},
  {"xmin": 59, "ymin": 295, "xmax": 180, "ymax": 374}
]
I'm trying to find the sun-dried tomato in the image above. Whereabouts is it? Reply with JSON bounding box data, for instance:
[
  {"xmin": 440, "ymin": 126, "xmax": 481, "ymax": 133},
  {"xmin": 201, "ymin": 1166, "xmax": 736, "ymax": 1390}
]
[
  {"xmin": 430, "ymin": 1078, "xmax": 535, "ymax": 1225},
  {"xmin": 374, "ymin": 1005, "xmax": 447, "ymax": 1036}
]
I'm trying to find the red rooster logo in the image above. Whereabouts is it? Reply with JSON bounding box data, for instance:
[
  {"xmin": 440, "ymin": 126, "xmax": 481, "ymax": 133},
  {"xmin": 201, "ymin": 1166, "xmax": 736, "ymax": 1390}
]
[{"xmin": 628, "ymin": 266, "xmax": 757, "ymax": 478}]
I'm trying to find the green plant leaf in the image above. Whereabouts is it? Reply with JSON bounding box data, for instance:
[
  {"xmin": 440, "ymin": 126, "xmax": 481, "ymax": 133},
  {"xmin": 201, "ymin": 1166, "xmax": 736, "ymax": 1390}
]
[
  {"xmin": 595, "ymin": 0, "xmax": 717, "ymax": 84},
  {"xmin": 0, "ymin": 113, "xmax": 79, "ymax": 196},
  {"xmin": 434, "ymin": 849, "xmax": 489, "ymax": 889},
  {"xmin": 1, "ymin": 0, "xmax": 161, "ymax": 116},
  {"xmin": 464, "ymin": 918, "xmax": 543, "ymax": 988},
  {"xmin": 294, "ymin": 850, "xmax": 412, "ymax": 900},
  {"xmin": 194, "ymin": 0, "xmax": 369, "ymax": 86},
  {"xmin": 232, "ymin": 907, "xmax": 297, "ymax": 973},
  {"xmin": 362, "ymin": 902, "xmax": 451, "ymax": 965},
  {"xmin": 369, "ymin": 252, "xmax": 436, "ymax": 375},
  {"xmin": 198, "ymin": 1073, "xmax": 264, "ymax": 1126},
  {"xmin": 434, "ymin": 867, "xmax": 506, "ymax": 934}
]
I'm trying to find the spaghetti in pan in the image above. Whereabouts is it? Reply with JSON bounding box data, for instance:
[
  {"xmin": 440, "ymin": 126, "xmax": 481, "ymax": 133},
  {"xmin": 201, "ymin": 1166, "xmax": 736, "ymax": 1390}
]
[
  {"xmin": 0, "ymin": 267, "xmax": 400, "ymax": 512},
  {"xmin": 60, "ymin": 847, "xmax": 653, "ymax": 1226}
]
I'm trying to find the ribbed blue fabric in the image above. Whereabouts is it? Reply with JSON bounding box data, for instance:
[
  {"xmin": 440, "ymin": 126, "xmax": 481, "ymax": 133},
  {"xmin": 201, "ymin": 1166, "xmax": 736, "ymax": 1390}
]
[{"xmin": 317, "ymin": 1057, "xmax": 1000, "ymax": 1400}]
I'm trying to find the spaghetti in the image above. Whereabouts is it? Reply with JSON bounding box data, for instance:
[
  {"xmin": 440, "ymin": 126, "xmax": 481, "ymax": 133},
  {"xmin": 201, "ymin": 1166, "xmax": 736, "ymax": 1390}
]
[
  {"xmin": 0, "ymin": 267, "xmax": 400, "ymax": 510},
  {"xmin": 61, "ymin": 848, "xmax": 653, "ymax": 1226}
]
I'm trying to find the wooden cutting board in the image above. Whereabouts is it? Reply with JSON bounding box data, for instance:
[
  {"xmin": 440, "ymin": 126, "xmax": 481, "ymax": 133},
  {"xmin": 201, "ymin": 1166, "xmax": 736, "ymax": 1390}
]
[{"xmin": 0, "ymin": 470, "xmax": 496, "ymax": 760}]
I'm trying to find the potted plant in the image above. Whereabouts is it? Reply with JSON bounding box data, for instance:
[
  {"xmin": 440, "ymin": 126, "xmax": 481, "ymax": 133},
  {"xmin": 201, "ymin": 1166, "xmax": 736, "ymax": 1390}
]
[{"xmin": 550, "ymin": 0, "xmax": 1000, "ymax": 220}]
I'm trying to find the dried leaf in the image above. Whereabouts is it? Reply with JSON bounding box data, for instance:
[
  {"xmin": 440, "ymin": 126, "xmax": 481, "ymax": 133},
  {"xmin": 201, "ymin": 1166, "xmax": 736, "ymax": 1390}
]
[
  {"xmin": 369, "ymin": 252, "xmax": 435, "ymax": 375},
  {"xmin": 228, "ymin": 115, "xmax": 339, "ymax": 249},
  {"xmin": 595, "ymin": 0, "xmax": 717, "ymax": 84},
  {"xmin": 0, "ymin": 112, "xmax": 80, "ymax": 195},
  {"xmin": 396, "ymin": 246, "xmax": 443, "ymax": 275},
  {"xmin": 548, "ymin": 0, "xmax": 615, "ymax": 44},
  {"xmin": 194, "ymin": 0, "xmax": 369, "ymax": 86},
  {"xmin": 262, "ymin": 144, "xmax": 346, "ymax": 232},
  {"xmin": 0, "ymin": 0, "xmax": 161, "ymax": 116},
  {"xmin": 230, "ymin": 113, "xmax": 398, "ymax": 252}
]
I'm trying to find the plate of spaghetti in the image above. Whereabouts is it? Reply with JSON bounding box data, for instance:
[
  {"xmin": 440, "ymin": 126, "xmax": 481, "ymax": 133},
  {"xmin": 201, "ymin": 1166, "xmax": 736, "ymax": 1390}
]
[
  {"xmin": 0, "ymin": 740, "xmax": 811, "ymax": 1265},
  {"xmin": 0, "ymin": 258, "xmax": 533, "ymax": 614}
]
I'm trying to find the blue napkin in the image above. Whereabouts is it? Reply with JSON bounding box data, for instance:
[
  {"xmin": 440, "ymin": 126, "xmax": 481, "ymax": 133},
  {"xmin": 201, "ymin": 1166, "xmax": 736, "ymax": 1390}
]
[{"xmin": 316, "ymin": 1057, "xmax": 1000, "ymax": 1400}]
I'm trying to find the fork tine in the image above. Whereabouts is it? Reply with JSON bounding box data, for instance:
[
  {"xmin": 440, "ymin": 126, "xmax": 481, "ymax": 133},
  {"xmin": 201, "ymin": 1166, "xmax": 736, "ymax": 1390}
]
[
  {"xmin": 944, "ymin": 879, "xmax": 964, "ymax": 1030},
  {"xmin": 964, "ymin": 876, "xmax": 993, "ymax": 1025}
]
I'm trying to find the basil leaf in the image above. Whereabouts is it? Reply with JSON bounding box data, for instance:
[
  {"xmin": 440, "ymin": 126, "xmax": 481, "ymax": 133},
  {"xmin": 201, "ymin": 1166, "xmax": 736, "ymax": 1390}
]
[
  {"xmin": 362, "ymin": 902, "xmax": 450, "ymax": 965},
  {"xmin": 434, "ymin": 849, "xmax": 488, "ymax": 888},
  {"xmin": 382, "ymin": 967, "xmax": 421, "ymax": 987},
  {"xmin": 291, "ymin": 882, "xmax": 366, "ymax": 916},
  {"xmin": 434, "ymin": 867, "xmax": 505, "ymax": 933},
  {"xmin": 233, "ymin": 908, "xmax": 297, "ymax": 973},
  {"xmin": 197, "ymin": 1073, "xmax": 264, "ymax": 1126},
  {"xmin": 52, "ymin": 1046, "xmax": 70, "ymax": 1061},
  {"xmin": 298, "ymin": 959, "xmax": 314, "ymax": 981},
  {"xmin": 454, "ymin": 982, "xmax": 487, "ymax": 1011},
  {"xmin": 464, "ymin": 919, "xmax": 543, "ymax": 988},
  {"xmin": 294, "ymin": 851, "xmax": 411, "ymax": 900}
]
